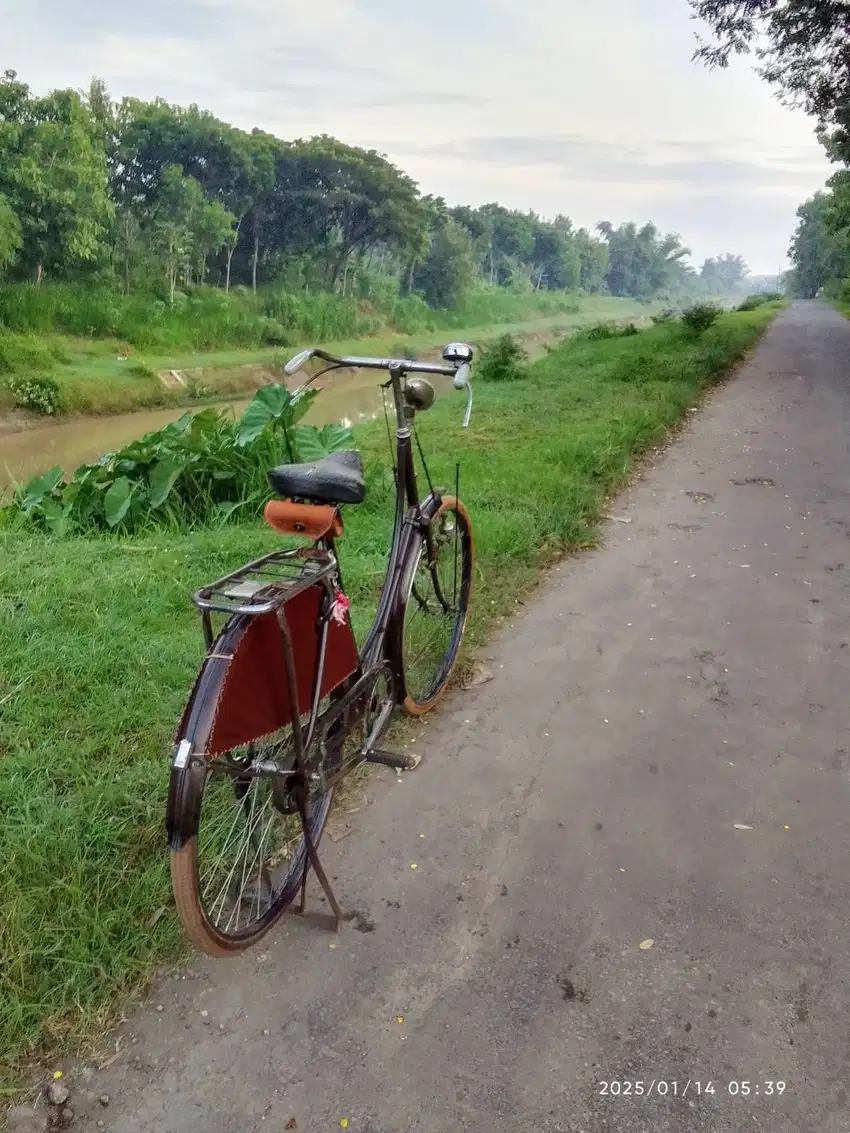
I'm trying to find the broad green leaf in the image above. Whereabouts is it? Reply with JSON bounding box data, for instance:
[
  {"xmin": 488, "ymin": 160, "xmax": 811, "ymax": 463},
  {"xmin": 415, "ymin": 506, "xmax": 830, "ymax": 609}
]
[
  {"xmin": 61, "ymin": 481, "xmax": 81, "ymax": 507},
  {"xmin": 103, "ymin": 477, "xmax": 135, "ymax": 527},
  {"xmin": 20, "ymin": 465, "xmax": 64, "ymax": 508},
  {"xmin": 294, "ymin": 424, "xmax": 354, "ymax": 463},
  {"xmin": 236, "ymin": 384, "xmax": 294, "ymax": 446},
  {"xmin": 148, "ymin": 457, "xmax": 183, "ymax": 508},
  {"xmin": 41, "ymin": 498, "xmax": 71, "ymax": 537},
  {"xmin": 19, "ymin": 464, "xmax": 64, "ymax": 509}
]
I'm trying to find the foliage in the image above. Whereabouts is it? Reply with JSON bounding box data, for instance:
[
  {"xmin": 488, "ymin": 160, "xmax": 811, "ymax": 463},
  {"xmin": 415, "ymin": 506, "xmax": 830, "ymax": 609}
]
[
  {"xmin": 595, "ymin": 221, "xmax": 695, "ymax": 299},
  {"xmin": 690, "ymin": 0, "xmax": 850, "ymax": 162},
  {"xmin": 579, "ymin": 321, "xmax": 641, "ymax": 341},
  {"xmin": 5, "ymin": 384, "xmax": 354, "ymax": 533},
  {"xmin": 700, "ymin": 253, "xmax": 748, "ymax": 295},
  {"xmin": 736, "ymin": 292, "xmax": 784, "ymax": 311},
  {"xmin": 413, "ymin": 215, "xmax": 475, "ymax": 309},
  {"xmin": 477, "ymin": 333, "xmax": 528, "ymax": 382},
  {"xmin": 0, "ymin": 328, "xmax": 68, "ymax": 374},
  {"xmin": 0, "ymin": 71, "xmax": 113, "ymax": 280},
  {"xmin": 0, "ymin": 68, "xmax": 748, "ymax": 314},
  {"xmin": 0, "ymin": 192, "xmax": 21, "ymax": 270},
  {"xmin": 681, "ymin": 302, "xmax": 721, "ymax": 335},
  {"xmin": 4, "ymin": 371, "xmax": 64, "ymax": 414},
  {"xmin": 788, "ymin": 182, "xmax": 850, "ymax": 299}
]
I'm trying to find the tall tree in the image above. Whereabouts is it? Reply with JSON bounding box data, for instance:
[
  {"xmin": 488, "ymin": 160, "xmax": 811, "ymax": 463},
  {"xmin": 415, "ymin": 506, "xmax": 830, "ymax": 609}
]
[
  {"xmin": 414, "ymin": 214, "xmax": 474, "ymax": 308},
  {"xmin": 789, "ymin": 184, "xmax": 850, "ymax": 297},
  {"xmin": 700, "ymin": 253, "xmax": 748, "ymax": 293},
  {"xmin": 0, "ymin": 71, "xmax": 113, "ymax": 281}
]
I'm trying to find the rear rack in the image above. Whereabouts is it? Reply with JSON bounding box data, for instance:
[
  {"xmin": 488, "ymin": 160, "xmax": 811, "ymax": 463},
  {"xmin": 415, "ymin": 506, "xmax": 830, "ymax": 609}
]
[{"xmin": 192, "ymin": 547, "xmax": 338, "ymax": 647}]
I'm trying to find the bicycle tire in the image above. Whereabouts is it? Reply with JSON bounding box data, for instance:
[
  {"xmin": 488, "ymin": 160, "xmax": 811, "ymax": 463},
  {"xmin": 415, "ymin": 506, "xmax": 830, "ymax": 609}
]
[
  {"xmin": 393, "ymin": 495, "xmax": 473, "ymax": 716},
  {"xmin": 169, "ymin": 613, "xmax": 334, "ymax": 957}
]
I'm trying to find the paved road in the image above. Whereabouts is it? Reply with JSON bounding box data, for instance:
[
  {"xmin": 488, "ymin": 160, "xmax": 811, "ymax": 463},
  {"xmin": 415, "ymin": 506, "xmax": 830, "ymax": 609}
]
[{"xmin": 75, "ymin": 302, "xmax": 850, "ymax": 1132}]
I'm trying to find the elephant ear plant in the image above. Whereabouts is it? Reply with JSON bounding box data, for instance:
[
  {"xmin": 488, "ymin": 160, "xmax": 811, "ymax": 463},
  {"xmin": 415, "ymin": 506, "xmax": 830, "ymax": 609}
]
[{"xmin": 4, "ymin": 384, "xmax": 353, "ymax": 536}]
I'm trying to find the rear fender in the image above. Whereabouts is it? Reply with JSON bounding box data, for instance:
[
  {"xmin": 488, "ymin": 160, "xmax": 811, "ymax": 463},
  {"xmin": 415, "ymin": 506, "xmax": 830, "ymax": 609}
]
[{"xmin": 165, "ymin": 741, "xmax": 206, "ymax": 850}]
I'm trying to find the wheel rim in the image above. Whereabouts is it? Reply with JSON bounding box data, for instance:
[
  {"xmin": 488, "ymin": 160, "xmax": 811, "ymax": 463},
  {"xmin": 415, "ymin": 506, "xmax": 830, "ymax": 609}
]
[{"xmin": 401, "ymin": 502, "xmax": 470, "ymax": 706}]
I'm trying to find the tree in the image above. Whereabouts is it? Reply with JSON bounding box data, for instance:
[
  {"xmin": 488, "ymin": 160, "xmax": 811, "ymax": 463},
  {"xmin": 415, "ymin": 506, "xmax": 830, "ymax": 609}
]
[
  {"xmin": 413, "ymin": 216, "xmax": 474, "ymax": 308},
  {"xmin": 530, "ymin": 225, "xmax": 580, "ymax": 290},
  {"xmin": 690, "ymin": 0, "xmax": 850, "ymax": 161},
  {"xmin": 146, "ymin": 164, "xmax": 235, "ymax": 301},
  {"xmin": 701, "ymin": 253, "xmax": 749, "ymax": 294},
  {"xmin": 0, "ymin": 193, "xmax": 21, "ymax": 272},
  {"xmin": 574, "ymin": 227, "xmax": 609, "ymax": 292},
  {"xmin": 0, "ymin": 67, "xmax": 750, "ymax": 309},
  {"xmin": 597, "ymin": 221, "xmax": 690, "ymax": 297},
  {"xmin": 789, "ymin": 185, "xmax": 850, "ymax": 297},
  {"xmin": 0, "ymin": 72, "xmax": 113, "ymax": 281}
]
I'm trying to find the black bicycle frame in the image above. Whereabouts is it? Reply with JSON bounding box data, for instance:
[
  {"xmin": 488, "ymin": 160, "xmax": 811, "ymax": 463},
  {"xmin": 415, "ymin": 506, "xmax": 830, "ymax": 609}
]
[
  {"xmin": 166, "ymin": 351, "xmax": 469, "ymax": 858},
  {"xmin": 352, "ymin": 365, "xmax": 442, "ymax": 675}
]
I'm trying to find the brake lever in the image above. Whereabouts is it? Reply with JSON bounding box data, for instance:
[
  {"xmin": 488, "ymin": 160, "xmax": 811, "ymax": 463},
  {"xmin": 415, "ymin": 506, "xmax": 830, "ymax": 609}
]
[
  {"xmin": 453, "ymin": 362, "xmax": 472, "ymax": 428},
  {"xmin": 462, "ymin": 383, "xmax": 473, "ymax": 428}
]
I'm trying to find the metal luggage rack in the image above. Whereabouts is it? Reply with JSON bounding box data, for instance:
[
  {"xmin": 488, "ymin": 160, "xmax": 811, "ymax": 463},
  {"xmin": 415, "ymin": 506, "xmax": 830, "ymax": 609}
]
[{"xmin": 192, "ymin": 547, "xmax": 338, "ymax": 641}]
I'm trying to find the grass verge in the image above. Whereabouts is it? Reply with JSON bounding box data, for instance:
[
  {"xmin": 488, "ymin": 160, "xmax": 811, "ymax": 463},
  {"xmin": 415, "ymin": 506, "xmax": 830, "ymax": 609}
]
[
  {"xmin": 1, "ymin": 296, "xmax": 655, "ymax": 418},
  {"xmin": 0, "ymin": 302, "xmax": 780, "ymax": 1079}
]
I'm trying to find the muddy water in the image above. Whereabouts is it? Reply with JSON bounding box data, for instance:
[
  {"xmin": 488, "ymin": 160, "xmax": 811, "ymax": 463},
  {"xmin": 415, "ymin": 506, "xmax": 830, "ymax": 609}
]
[{"xmin": 0, "ymin": 368, "xmax": 454, "ymax": 490}]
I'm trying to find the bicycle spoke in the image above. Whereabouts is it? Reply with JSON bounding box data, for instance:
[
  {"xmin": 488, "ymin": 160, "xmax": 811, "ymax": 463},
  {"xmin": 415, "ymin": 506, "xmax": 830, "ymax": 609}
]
[{"xmin": 227, "ymin": 788, "xmax": 275, "ymax": 933}]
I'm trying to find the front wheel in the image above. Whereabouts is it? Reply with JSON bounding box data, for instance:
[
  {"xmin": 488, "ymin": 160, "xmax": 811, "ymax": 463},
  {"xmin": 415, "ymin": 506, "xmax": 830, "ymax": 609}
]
[{"xmin": 394, "ymin": 496, "xmax": 473, "ymax": 716}]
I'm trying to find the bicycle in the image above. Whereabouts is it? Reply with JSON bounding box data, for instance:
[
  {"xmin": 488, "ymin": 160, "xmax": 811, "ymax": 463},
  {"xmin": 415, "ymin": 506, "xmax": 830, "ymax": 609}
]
[{"xmin": 165, "ymin": 342, "xmax": 475, "ymax": 955}]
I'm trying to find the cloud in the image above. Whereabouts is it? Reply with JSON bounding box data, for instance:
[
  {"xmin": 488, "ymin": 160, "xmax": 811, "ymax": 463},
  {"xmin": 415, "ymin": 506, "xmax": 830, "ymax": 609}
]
[
  {"xmin": 385, "ymin": 135, "xmax": 825, "ymax": 193},
  {"xmin": 1, "ymin": 0, "xmax": 834, "ymax": 270}
]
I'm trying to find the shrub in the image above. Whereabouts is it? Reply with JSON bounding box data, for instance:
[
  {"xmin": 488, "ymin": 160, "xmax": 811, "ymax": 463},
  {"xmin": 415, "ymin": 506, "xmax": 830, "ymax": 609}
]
[
  {"xmin": 735, "ymin": 293, "xmax": 779, "ymax": 312},
  {"xmin": 478, "ymin": 334, "xmax": 528, "ymax": 382},
  {"xmin": 390, "ymin": 341, "xmax": 419, "ymax": 360},
  {"xmin": 5, "ymin": 372, "xmax": 64, "ymax": 415},
  {"xmin": 581, "ymin": 322, "xmax": 619, "ymax": 341},
  {"xmin": 258, "ymin": 317, "xmax": 292, "ymax": 346},
  {"xmin": 681, "ymin": 303, "xmax": 720, "ymax": 335},
  {"xmin": 651, "ymin": 308, "xmax": 677, "ymax": 324},
  {"xmin": 579, "ymin": 321, "xmax": 641, "ymax": 341}
]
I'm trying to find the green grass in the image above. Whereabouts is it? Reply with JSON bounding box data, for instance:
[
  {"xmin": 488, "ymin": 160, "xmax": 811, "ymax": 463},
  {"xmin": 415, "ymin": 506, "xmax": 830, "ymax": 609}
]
[
  {"xmin": 0, "ymin": 302, "xmax": 780, "ymax": 1077},
  {"xmin": 0, "ymin": 296, "xmax": 656, "ymax": 418}
]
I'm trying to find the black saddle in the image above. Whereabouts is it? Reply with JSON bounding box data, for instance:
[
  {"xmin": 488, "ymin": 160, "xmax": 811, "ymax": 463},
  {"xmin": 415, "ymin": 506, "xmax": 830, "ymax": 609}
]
[{"xmin": 267, "ymin": 449, "xmax": 366, "ymax": 505}]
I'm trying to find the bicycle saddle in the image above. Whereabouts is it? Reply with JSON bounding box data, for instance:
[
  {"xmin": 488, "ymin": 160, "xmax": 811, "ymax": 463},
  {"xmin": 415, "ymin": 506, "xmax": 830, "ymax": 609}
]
[{"xmin": 267, "ymin": 449, "xmax": 366, "ymax": 505}]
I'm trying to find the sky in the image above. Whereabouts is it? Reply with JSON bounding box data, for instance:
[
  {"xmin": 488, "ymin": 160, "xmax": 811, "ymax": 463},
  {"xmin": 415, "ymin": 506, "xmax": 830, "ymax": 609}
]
[{"xmin": 3, "ymin": 0, "xmax": 834, "ymax": 274}]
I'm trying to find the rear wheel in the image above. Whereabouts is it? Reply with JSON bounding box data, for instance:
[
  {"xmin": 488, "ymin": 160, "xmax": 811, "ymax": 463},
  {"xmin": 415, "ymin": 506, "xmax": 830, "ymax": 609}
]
[
  {"xmin": 395, "ymin": 496, "xmax": 473, "ymax": 716},
  {"xmin": 170, "ymin": 618, "xmax": 334, "ymax": 957}
]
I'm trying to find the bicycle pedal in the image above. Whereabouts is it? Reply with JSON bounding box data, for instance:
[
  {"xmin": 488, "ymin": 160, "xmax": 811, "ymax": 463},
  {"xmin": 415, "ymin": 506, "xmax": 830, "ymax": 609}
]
[{"xmin": 364, "ymin": 749, "xmax": 421, "ymax": 772}]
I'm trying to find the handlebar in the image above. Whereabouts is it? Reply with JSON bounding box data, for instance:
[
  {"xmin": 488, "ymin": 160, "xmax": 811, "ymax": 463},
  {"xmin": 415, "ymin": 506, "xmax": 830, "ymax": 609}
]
[
  {"xmin": 284, "ymin": 344, "xmax": 474, "ymax": 427},
  {"xmin": 285, "ymin": 346, "xmax": 462, "ymax": 378}
]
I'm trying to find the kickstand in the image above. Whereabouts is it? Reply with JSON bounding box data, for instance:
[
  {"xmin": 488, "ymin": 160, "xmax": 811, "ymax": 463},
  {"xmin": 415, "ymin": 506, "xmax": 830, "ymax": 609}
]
[{"xmin": 295, "ymin": 789, "xmax": 343, "ymax": 932}]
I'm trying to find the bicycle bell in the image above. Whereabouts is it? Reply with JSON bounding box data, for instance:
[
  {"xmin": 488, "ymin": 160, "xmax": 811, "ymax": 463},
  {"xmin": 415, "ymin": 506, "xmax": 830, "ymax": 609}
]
[
  {"xmin": 404, "ymin": 377, "xmax": 436, "ymax": 411},
  {"xmin": 442, "ymin": 342, "xmax": 473, "ymax": 365}
]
